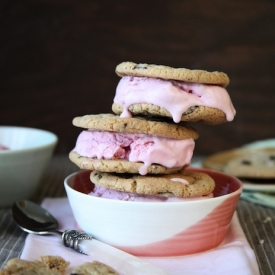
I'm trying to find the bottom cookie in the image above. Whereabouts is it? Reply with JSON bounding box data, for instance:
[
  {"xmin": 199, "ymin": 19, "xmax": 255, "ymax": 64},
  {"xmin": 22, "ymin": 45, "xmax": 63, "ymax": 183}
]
[
  {"xmin": 69, "ymin": 151, "xmax": 182, "ymax": 175},
  {"xmin": 90, "ymin": 169, "xmax": 215, "ymax": 198},
  {"xmin": 112, "ymin": 103, "xmax": 227, "ymax": 124}
]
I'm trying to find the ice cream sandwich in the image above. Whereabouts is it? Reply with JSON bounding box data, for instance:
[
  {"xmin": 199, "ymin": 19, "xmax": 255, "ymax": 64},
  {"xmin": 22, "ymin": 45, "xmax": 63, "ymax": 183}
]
[
  {"xmin": 69, "ymin": 114, "xmax": 198, "ymax": 175},
  {"xmin": 90, "ymin": 169, "xmax": 215, "ymax": 199},
  {"xmin": 112, "ymin": 61, "xmax": 236, "ymax": 124}
]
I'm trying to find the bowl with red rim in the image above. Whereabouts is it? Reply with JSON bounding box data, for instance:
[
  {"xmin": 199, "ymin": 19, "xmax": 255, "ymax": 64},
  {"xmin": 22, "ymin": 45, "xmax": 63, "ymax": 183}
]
[
  {"xmin": 64, "ymin": 167, "xmax": 242, "ymax": 257},
  {"xmin": 0, "ymin": 126, "xmax": 58, "ymax": 207}
]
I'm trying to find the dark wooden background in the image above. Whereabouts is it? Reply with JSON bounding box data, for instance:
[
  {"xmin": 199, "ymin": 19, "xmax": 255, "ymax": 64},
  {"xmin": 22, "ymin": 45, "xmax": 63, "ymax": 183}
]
[{"xmin": 1, "ymin": 0, "xmax": 275, "ymax": 156}]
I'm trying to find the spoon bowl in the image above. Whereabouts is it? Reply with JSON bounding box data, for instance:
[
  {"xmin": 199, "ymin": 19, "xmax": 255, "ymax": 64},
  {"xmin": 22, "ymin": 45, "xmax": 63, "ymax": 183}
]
[{"xmin": 12, "ymin": 200, "xmax": 62, "ymax": 236}]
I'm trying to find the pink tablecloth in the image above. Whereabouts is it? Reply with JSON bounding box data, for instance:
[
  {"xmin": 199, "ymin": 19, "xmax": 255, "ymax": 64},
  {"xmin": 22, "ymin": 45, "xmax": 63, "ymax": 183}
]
[{"xmin": 20, "ymin": 198, "xmax": 260, "ymax": 275}]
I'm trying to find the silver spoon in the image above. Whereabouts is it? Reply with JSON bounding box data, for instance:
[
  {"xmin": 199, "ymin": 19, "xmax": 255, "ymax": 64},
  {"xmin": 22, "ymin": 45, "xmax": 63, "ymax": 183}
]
[{"xmin": 12, "ymin": 200, "xmax": 166, "ymax": 275}]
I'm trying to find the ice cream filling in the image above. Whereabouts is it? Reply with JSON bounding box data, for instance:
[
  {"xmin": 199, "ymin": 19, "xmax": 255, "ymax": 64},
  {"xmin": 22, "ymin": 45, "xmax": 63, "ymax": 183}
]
[
  {"xmin": 114, "ymin": 76, "xmax": 236, "ymax": 123},
  {"xmin": 89, "ymin": 184, "xmax": 213, "ymax": 202},
  {"xmin": 73, "ymin": 130, "xmax": 195, "ymax": 175}
]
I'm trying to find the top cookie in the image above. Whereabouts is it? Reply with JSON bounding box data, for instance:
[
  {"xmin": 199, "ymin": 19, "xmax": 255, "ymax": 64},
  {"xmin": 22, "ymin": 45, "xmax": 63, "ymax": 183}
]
[
  {"xmin": 72, "ymin": 114, "xmax": 199, "ymax": 140},
  {"xmin": 115, "ymin": 61, "xmax": 230, "ymax": 87}
]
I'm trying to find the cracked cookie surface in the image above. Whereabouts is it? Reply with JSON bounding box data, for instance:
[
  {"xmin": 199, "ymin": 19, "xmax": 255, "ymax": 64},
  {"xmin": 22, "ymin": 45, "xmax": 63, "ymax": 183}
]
[
  {"xmin": 90, "ymin": 170, "xmax": 215, "ymax": 198},
  {"xmin": 116, "ymin": 61, "xmax": 230, "ymax": 87},
  {"xmin": 72, "ymin": 114, "xmax": 199, "ymax": 140},
  {"xmin": 70, "ymin": 261, "xmax": 118, "ymax": 275},
  {"xmin": 223, "ymin": 148, "xmax": 275, "ymax": 179},
  {"xmin": 0, "ymin": 256, "xmax": 69, "ymax": 275}
]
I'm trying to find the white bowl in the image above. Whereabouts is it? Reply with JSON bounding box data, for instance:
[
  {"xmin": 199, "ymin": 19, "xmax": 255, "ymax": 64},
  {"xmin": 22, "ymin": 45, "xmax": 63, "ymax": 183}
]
[
  {"xmin": 64, "ymin": 168, "xmax": 242, "ymax": 257},
  {"xmin": 0, "ymin": 126, "xmax": 58, "ymax": 207}
]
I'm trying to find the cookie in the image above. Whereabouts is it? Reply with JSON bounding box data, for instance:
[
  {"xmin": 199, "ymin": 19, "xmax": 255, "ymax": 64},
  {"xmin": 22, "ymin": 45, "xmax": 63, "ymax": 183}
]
[
  {"xmin": 39, "ymin": 256, "xmax": 70, "ymax": 275},
  {"xmin": 70, "ymin": 261, "xmax": 118, "ymax": 275},
  {"xmin": 90, "ymin": 169, "xmax": 215, "ymax": 198},
  {"xmin": 112, "ymin": 103, "xmax": 227, "ymax": 125},
  {"xmin": 69, "ymin": 151, "xmax": 182, "ymax": 174},
  {"xmin": 0, "ymin": 256, "xmax": 69, "ymax": 275},
  {"xmin": 72, "ymin": 114, "xmax": 199, "ymax": 140},
  {"xmin": 223, "ymin": 148, "xmax": 275, "ymax": 179},
  {"xmin": 115, "ymin": 62, "xmax": 229, "ymax": 87},
  {"xmin": 203, "ymin": 148, "xmax": 246, "ymax": 172}
]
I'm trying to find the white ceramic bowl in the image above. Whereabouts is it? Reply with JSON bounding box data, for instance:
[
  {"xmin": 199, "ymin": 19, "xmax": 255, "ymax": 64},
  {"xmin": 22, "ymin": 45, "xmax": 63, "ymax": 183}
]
[
  {"xmin": 64, "ymin": 168, "xmax": 242, "ymax": 257},
  {"xmin": 0, "ymin": 126, "xmax": 58, "ymax": 207}
]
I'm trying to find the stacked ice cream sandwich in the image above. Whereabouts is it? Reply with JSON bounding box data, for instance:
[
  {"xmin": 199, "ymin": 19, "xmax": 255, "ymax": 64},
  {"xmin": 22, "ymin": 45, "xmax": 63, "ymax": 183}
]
[{"xmin": 69, "ymin": 61, "xmax": 236, "ymax": 202}]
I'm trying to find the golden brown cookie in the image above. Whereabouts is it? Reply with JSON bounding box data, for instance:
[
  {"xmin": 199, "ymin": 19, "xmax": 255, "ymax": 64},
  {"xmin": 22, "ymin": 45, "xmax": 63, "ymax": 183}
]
[
  {"xmin": 70, "ymin": 261, "xmax": 118, "ymax": 275},
  {"xmin": 69, "ymin": 151, "xmax": 182, "ymax": 174},
  {"xmin": 112, "ymin": 103, "xmax": 227, "ymax": 125},
  {"xmin": 90, "ymin": 170, "xmax": 215, "ymax": 198},
  {"xmin": 39, "ymin": 256, "xmax": 69, "ymax": 275},
  {"xmin": 223, "ymin": 149, "xmax": 275, "ymax": 179},
  {"xmin": 115, "ymin": 61, "xmax": 230, "ymax": 87},
  {"xmin": 72, "ymin": 114, "xmax": 199, "ymax": 140},
  {"xmin": 0, "ymin": 256, "xmax": 69, "ymax": 275},
  {"xmin": 203, "ymin": 147, "xmax": 275, "ymax": 179}
]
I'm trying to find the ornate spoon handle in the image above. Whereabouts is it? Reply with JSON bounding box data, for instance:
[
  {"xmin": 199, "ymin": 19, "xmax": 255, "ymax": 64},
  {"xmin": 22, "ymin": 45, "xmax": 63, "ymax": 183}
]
[
  {"xmin": 61, "ymin": 229, "xmax": 167, "ymax": 275},
  {"xmin": 62, "ymin": 229, "xmax": 93, "ymax": 253}
]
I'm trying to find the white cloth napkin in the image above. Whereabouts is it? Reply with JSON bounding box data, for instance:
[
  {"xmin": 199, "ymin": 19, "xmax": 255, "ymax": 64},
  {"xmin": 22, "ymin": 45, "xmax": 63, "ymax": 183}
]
[
  {"xmin": 20, "ymin": 198, "xmax": 260, "ymax": 275},
  {"xmin": 241, "ymin": 191, "xmax": 275, "ymax": 208}
]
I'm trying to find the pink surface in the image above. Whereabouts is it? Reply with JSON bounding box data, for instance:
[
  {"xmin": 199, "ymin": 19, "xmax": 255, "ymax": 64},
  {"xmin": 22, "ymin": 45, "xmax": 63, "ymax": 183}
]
[
  {"xmin": 117, "ymin": 195, "xmax": 237, "ymax": 256},
  {"xmin": 114, "ymin": 76, "xmax": 236, "ymax": 123},
  {"xmin": 20, "ymin": 198, "xmax": 260, "ymax": 275},
  {"xmin": 73, "ymin": 130, "xmax": 194, "ymax": 175},
  {"xmin": 0, "ymin": 144, "xmax": 9, "ymax": 150}
]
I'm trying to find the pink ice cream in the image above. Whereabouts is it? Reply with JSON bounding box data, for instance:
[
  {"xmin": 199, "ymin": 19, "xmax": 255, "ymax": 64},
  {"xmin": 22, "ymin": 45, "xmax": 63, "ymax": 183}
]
[
  {"xmin": 89, "ymin": 184, "xmax": 213, "ymax": 202},
  {"xmin": 0, "ymin": 144, "xmax": 9, "ymax": 150},
  {"xmin": 114, "ymin": 76, "xmax": 236, "ymax": 123},
  {"xmin": 73, "ymin": 130, "xmax": 195, "ymax": 175}
]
